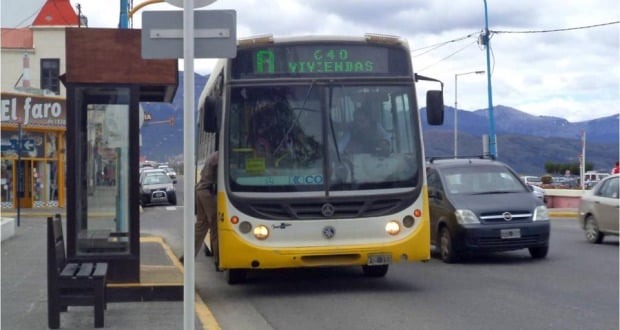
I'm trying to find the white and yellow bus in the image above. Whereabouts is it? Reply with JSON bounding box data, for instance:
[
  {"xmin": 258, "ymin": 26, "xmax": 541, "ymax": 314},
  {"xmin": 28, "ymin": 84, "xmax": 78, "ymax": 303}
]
[{"xmin": 197, "ymin": 34, "xmax": 444, "ymax": 284}]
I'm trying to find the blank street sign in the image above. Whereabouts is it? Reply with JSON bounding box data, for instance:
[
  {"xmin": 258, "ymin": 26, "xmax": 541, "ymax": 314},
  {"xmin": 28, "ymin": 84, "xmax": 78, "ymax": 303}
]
[{"xmin": 141, "ymin": 10, "xmax": 236, "ymax": 59}]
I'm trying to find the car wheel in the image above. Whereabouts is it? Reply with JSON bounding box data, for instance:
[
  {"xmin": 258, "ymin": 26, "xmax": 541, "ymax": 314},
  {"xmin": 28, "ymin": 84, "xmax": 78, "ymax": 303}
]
[
  {"xmin": 169, "ymin": 194, "xmax": 177, "ymax": 205},
  {"xmin": 362, "ymin": 265, "xmax": 389, "ymax": 277},
  {"xmin": 528, "ymin": 246, "xmax": 548, "ymax": 259},
  {"xmin": 439, "ymin": 227, "xmax": 458, "ymax": 263},
  {"xmin": 585, "ymin": 216, "xmax": 604, "ymax": 244},
  {"xmin": 226, "ymin": 269, "xmax": 247, "ymax": 285}
]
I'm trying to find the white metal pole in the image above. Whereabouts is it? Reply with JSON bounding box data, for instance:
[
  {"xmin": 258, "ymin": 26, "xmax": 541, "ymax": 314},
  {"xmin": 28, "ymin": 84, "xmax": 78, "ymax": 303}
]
[
  {"xmin": 182, "ymin": 0, "xmax": 196, "ymax": 328},
  {"xmin": 454, "ymin": 74, "xmax": 458, "ymax": 158},
  {"xmin": 581, "ymin": 130, "xmax": 586, "ymax": 190}
]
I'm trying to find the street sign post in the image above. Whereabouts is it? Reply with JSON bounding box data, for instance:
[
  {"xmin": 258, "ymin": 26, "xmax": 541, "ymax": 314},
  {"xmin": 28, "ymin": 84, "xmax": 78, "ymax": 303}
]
[
  {"xmin": 16, "ymin": 117, "xmax": 23, "ymax": 226},
  {"xmin": 165, "ymin": 0, "xmax": 216, "ymax": 8},
  {"xmin": 141, "ymin": 7, "xmax": 236, "ymax": 329}
]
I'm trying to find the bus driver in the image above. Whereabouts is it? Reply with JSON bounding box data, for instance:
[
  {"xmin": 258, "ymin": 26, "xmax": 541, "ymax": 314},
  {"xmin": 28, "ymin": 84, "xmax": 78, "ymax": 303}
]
[{"xmin": 339, "ymin": 106, "xmax": 390, "ymax": 155}]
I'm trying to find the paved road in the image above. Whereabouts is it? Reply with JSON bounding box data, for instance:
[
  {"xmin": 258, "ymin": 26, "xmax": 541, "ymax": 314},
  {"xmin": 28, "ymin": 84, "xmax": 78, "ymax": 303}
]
[{"xmin": 194, "ymin": 219, "xmax": 618, "ymax": 330}]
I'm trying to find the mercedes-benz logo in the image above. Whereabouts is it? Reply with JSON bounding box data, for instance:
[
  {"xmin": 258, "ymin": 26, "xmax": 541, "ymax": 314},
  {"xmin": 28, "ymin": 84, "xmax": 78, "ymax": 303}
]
[
  {"xmin": 322, "ymin": 226, "xmax": 336, "ymax": 239},
  {"xmin": 503, "ymin": 212, "xmax": 513, "ymax": 221},
  {"xmin": 321, "ymin": 203, "xmax": 335, "ymax": 217}
]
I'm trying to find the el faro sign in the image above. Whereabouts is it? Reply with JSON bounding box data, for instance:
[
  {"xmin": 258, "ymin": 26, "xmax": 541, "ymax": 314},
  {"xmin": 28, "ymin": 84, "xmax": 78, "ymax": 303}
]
[{"xmin": 0, "ymin": 92, "xmax": 66, "ymax": 127}]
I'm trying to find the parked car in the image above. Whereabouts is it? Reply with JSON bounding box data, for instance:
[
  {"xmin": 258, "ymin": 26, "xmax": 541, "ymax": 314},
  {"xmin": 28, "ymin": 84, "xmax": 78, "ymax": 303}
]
[
  {"xmin": 583, "ymin": 171, "xmax": 611, "ymax": 189},
  {"xmin": 529, "ymin": 184, "xmax": 546, "ymax": 203},
  {"xmin": 520, "ymin": 175, "xmax": 542, "ymax": 187},
  {"xmin": 139, "ymin": 168, "xmax": 176, "ymax": 184},
  {"xmin": 139, "ymin": 172, "xmax": 177, "ymax": 206},
  {"xmin": 160, "ymin": 166, "xmax": 177, "ymax": 180},
  {"xmin": 578, "ymin": 174, "xmax": 619, "ymax": 243},
  {"xmin": 427, "ymin": 158, "xmax": 550, "ymax": 263}
]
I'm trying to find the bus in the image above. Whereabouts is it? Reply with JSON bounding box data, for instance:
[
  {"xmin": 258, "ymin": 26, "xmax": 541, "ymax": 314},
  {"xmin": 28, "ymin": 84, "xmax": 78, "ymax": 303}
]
[{"xmin": 197, "ymin": 34, "xmax": 444, "ymax": 284}]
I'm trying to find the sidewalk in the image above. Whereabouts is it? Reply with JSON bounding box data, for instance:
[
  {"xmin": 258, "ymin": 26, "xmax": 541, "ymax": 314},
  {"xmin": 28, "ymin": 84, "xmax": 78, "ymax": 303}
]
[{"xmin": 0, "ymin": 209, "xmax": 210, "ymax": 330}]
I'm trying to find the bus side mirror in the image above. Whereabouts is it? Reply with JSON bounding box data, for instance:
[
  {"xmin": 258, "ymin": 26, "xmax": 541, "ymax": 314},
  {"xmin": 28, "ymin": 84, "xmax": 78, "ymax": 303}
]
[
  {"xmin": 426, "ymin": 90, "xmax": 444, "ymax": 126},
  {"xmin": 204, "ymin": 96, "xmax": 218, "ymax": 133}
]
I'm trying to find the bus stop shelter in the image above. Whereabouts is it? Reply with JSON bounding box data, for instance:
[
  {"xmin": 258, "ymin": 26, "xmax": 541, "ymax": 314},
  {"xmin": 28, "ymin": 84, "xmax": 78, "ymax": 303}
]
[{"xmin": 61, "ymin": 27, "xmax": 178, "ymax": 284}]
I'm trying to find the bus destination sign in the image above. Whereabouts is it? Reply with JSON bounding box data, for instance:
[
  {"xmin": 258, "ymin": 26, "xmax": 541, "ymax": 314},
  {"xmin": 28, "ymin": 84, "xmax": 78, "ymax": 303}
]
[{"xmin": 231, "ymin": 44, "xmax": 409, "ymax": 79}]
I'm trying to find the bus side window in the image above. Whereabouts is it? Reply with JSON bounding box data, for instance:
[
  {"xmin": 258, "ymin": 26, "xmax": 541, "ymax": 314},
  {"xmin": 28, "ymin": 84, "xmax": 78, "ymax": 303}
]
[
  {"xmin": 204, "ymin": 73, "xmax": 224, "ymax": 133},
  {"xmin": 204, "ymin": 96, "xmax": 218, "ymax": 133}
]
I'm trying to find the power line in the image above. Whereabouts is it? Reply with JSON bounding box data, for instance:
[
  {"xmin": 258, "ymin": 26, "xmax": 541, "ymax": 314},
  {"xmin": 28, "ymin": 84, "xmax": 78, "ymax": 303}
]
[
  {"xmin": 491, "ymin": 20, "xmax": 620, "ymax": 34},
  {"xmin": 417, "ymin": 39, "xmax": 479, "ymax": 72},
  {"xmin": 410, "ymin": 31, "xmax": 479, "ymax": 55}
]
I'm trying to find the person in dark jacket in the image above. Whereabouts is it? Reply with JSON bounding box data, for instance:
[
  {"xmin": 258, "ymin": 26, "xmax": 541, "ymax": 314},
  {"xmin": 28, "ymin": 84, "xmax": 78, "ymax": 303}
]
[{"xmin": 180, "ymin": 151, "xmax": 218, "ymax": 263}]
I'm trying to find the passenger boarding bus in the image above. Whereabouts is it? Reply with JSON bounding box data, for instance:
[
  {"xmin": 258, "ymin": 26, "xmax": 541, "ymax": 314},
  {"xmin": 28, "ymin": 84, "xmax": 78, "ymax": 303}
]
[{"xmin": 197, "ymin": 34, "xmax": 444, "ymax": 284}]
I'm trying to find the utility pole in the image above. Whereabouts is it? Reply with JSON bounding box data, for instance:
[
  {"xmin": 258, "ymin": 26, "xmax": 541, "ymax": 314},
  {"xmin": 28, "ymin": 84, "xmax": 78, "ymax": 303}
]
[
  {"xmin": 119, "ymin": 0, "xmax": 129, "ymax": 28},
  {"xmin": 482, "ymin": 0, "xmax": 497, "ymax": 158}
]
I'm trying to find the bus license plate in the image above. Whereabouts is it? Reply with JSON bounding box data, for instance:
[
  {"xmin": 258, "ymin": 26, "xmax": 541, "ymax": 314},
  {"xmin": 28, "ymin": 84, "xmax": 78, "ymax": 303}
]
[
  {"xmin": 367, "ymin": 254, "xmax": 391, "ymax": 265},
  {"xmin": 501, "ymin": 229, "xmax": 521, "ymax": 239}
]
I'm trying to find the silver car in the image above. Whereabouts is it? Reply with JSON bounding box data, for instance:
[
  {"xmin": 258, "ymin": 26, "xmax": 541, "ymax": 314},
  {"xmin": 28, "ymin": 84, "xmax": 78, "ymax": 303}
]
[{"xmin": 578, "ymin": 174, "xmax": 619, "ymax": 243}]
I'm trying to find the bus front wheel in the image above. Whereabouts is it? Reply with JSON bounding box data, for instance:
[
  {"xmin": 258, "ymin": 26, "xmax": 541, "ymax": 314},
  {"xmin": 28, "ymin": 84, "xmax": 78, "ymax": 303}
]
[
  {"xmin": 362, "ymin": 265, "xmax": 388, "ymax": 277},
  {"xmin": 226, "ymin": 269, "xmax": 247, "ymax": 285}
]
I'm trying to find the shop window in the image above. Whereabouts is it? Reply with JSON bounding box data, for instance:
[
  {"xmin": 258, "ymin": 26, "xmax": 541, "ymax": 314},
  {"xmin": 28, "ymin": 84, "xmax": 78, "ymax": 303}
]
[
  {"xmin": 1, "ymin": 160, "xmax": 13, "ymax": 208},
  {"xmin": 46, "ymin": 133, "xmax": 58, "ymax": 158},
  {"xmin": 46, "ymin": 161, "xmax": 59, "ymax": 206},
  {"xmin": 33, "ymin": 161, "xmax": 45, "ymax": 204}
]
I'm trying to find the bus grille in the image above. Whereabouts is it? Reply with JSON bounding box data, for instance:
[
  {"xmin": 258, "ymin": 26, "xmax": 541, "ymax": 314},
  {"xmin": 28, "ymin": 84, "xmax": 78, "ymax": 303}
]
[{"xmin": 248, "ymin": 198, "xmax": 405, "ymax": 220}]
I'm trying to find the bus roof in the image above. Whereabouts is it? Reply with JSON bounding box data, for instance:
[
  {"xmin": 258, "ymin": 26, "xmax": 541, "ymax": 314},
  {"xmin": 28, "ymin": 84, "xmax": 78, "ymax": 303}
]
[{"xmin": 237, "ymin": 34, "xmax": 409, "ymax": 49}]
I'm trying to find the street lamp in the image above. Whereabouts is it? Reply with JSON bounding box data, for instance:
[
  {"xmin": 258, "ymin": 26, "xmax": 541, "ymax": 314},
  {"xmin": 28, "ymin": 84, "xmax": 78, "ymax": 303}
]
[{"xmin": 454, "ymin": 70, "xmax": 485, "ymax": 158}]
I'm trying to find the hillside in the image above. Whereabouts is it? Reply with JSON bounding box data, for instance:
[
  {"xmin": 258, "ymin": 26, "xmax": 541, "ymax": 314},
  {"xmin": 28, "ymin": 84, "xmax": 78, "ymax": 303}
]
[{"xmin": 141, "ymin": 72, "xmax": 619, "ymax": 175}]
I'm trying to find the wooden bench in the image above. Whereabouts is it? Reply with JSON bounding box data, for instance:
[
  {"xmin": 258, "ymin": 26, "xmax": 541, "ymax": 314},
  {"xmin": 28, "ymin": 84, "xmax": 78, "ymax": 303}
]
[{"xmin": 47, "ymin": 214, "xmax": 108, "ymax": 329}]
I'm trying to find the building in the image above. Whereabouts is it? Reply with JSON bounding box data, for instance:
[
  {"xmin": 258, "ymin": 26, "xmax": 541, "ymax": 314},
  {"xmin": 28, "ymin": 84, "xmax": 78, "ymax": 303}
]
[{"xmin": 1, "ymin": 0, "xmax": 80, "ymax": 209}]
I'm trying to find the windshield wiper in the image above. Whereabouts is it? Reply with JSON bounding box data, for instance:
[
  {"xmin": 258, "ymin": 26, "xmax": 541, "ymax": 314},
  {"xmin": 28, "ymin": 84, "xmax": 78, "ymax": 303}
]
[{"xmin": 471, "ymin": 190, "xmax": 516, "ymax": 195}]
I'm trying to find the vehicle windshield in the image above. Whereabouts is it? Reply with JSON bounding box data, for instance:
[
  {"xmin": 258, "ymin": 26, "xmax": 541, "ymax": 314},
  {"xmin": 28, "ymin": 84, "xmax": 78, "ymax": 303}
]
[
  {"xmin": 442, "ymin": 165, "xmax": 526, "ymax": 195},
  {"xmin": 142, "ymin": 174, "xmax": 171, "ymax": 185},
  {"xmin": 227, "ymin": 84, "xmax": 421, "ymax": 193}
]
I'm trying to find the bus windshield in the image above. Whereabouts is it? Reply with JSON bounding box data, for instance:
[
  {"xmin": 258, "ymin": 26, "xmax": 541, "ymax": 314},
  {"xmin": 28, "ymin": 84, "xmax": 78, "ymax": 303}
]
[{"xmin": 227, "ymin": 84, "xmax": 421, "ymax": 193}]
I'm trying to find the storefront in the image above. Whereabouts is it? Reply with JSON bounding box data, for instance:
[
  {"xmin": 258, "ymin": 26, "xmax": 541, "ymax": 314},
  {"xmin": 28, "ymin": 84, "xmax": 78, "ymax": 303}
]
[{"xmin": 1, "ymin": 92, "xmax": 66, "ymax": 209}]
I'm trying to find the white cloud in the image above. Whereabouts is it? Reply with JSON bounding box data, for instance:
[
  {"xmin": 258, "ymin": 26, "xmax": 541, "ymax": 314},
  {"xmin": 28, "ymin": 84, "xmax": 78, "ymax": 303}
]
[{"xmin": 2, "ymin": 0, "xmax": 618, "ymax": 122}]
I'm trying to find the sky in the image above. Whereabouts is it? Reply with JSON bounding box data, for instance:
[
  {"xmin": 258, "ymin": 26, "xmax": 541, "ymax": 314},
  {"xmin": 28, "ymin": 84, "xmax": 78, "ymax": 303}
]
[{"xmin": 2, "ymin": 0, "xmax": 619, "ymax": 123}]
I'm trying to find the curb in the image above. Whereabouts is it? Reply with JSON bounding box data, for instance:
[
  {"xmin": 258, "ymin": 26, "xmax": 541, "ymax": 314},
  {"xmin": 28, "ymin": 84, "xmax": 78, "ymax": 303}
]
[{"xmin": 549, "ymin": 211, "xmax": 578, "ymax": 219}]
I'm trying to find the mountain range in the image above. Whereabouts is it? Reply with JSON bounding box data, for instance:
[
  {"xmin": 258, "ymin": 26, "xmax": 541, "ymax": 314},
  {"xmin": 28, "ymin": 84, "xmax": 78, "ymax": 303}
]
[{"xmin": 141, "ymin": 72, "xmax": 619, "ymax": 176}]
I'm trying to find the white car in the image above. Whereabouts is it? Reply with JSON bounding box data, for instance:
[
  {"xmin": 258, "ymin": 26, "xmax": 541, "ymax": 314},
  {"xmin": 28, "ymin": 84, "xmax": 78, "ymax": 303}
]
[
  {"xmin": 521, "ymin": 175, "xmax": 542, "ymax": 186},
  {"xmin": 139, "ymin": 168, "xmax": 171, "ymax": 183},
  {"xmin": 578, "ymin": 174, "xmax": 619, "ymax": 243},
  {"xmin": 529, "ymin": 184, "xmax": 546, "ymax": 203}
]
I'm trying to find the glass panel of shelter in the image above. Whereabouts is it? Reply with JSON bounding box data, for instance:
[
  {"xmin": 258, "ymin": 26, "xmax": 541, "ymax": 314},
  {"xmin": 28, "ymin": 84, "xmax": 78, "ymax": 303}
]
[{"xmin": 77, "ymin": 87, "xmax": 131, "ymax": 256}]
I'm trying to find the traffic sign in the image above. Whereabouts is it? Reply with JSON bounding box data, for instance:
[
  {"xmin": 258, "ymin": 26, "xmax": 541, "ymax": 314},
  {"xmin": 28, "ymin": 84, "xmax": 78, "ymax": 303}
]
[
  {"xmin": 2, "ymin": 139, "xmax": 36, "ymax": 153},
  {"xmin": 21, "ymin": 139, "xmax": 35, "ymax": 152},
  {"xmin": 141, "ymin": 10, "xmax": 237, "ymax": 59}
]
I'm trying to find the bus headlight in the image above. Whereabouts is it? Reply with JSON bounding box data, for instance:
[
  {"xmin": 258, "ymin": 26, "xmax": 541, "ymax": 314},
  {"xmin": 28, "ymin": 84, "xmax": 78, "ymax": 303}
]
[
  {"xmin": 253, "ymin": 225, "xmax": 269, "ymax": 240},
  {"xmin": 385, "ymin": 221, "xmax": 401, "ymax": 235}
]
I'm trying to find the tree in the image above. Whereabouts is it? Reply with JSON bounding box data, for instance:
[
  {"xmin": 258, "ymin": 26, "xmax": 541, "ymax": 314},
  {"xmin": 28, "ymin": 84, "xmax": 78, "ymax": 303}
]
[{"xmin": 544, "ymin": 161, "xmax": 593, "ymax": 175}]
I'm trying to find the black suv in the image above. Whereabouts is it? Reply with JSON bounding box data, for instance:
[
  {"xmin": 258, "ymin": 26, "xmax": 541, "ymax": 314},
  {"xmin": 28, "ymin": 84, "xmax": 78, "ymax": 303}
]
[{"xmin": 426, "ymin": 158, "xmax": 550, "ymax": 263}]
